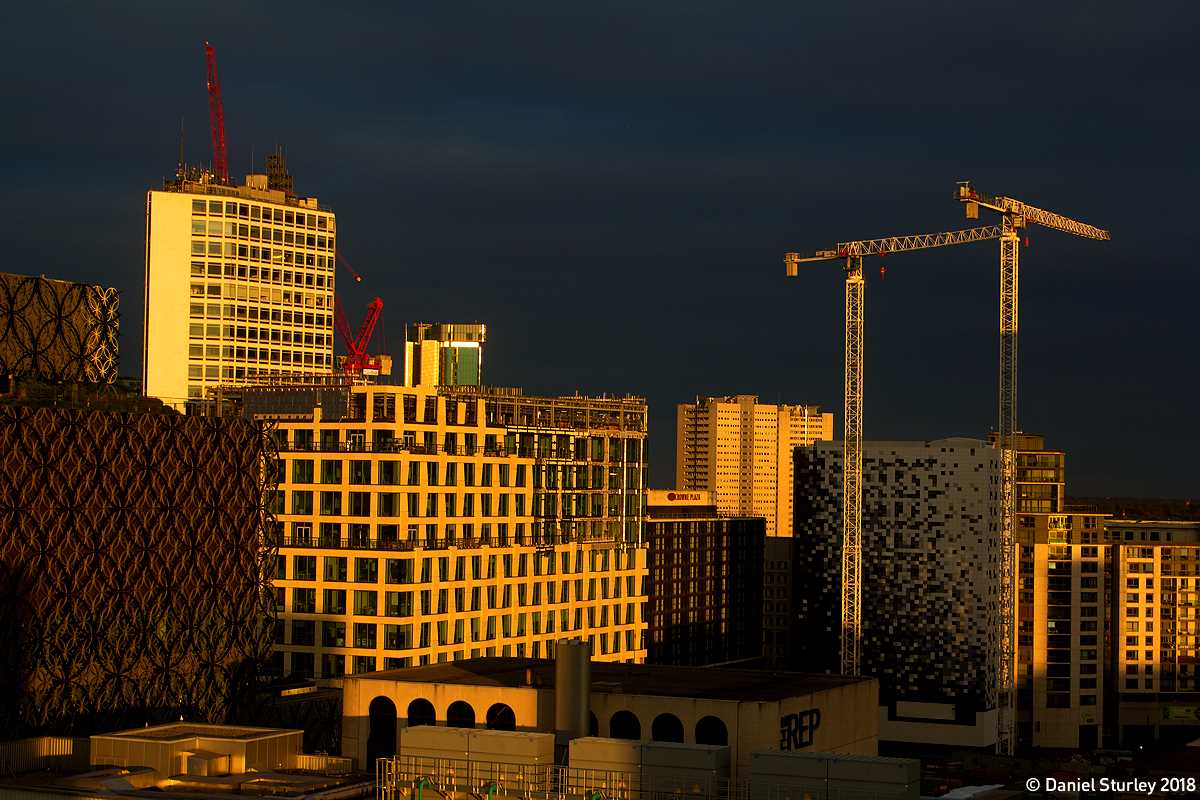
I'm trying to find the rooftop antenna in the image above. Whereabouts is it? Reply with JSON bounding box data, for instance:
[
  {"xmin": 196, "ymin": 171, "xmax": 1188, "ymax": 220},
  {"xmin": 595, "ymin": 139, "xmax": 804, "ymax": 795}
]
[{"xmin": 176, "ymin": 116, "xmax": 185, "ymax": 180}]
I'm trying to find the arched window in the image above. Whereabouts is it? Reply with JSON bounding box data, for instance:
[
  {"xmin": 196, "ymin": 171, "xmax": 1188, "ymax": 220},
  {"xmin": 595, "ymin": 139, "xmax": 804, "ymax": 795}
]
[
  {"xmin": 367, "ymin": 697, "xmax": 398, "ymax": 764},
  {"xmin": 588, "ymin": 711, "xmax": 599, "ymax": 737},
  {"xmin": 695, "ymin": 715, "xmax": 728, "ymax": 746},
  {"xmin": 447, "ymin": 700, "xmax": 477, "ymax": 728},
  {"xmin": 609, "ymin": 710, "xmax": 641, "ymax": 740},
  {"xmin": 651, "ymin": 713, "xmax": 684, "ymax": 743},
  {"xmin": 407, "ymin": 698, "xmax": 435, "ymax": 727},
  {"xmin": 486, "ymin": 703, "xmax": 516, "ymax": 731}
]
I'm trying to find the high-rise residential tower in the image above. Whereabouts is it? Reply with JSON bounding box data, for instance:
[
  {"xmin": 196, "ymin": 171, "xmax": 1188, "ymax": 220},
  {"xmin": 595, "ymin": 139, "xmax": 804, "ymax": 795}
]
[
  {"xmin": 675, "ymin": 394, "xmax": 832, "ymax": 537},
  {"xmin": 143, "ymin": 165, "xmax": 336, "ymax": 405}
]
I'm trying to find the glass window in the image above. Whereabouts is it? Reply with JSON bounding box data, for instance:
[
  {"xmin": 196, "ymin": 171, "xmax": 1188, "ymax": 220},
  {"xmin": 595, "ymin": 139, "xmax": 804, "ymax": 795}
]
[
  {"xmin": 354, "ymin": 623, "xmax": 377, "ymax": 649},
  {"xmin": 354, "ymin": 590, "xmax": 377, "ymax": 615},
  {"xmin": 324, "ymin": 557, "xmax": 347, "ymax": 582},
  {"xmin": 348, "ymin": 460, "xmax": 371, "ymax": 484},
  {"xmin": 355, "ymin": 557, "xmax": 378, "ymax": 583},
  {"xmin": 384, "ymin": 624, "xmax": 413, "ymax": 650},
  {"xmin": 323, "ymin": 589, "xmax": 346, "ymax": 614},
  {"xmin": 385, "ymin": 591, "xmax": 413, "ymax": 617},
  {"xmin": 385, "ymin": 558, "xmax": 413, "ymax": 584},
  {"xmin": 322, "ymin": 621, "xmax": 346, "ymax": 647},
  {"xmin": 321, "ymin": 459, "xmax": 343, "ymax": 483}
]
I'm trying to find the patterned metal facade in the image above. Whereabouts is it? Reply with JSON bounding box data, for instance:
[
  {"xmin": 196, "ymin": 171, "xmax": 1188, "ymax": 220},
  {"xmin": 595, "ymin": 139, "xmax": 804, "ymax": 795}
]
[
  {"xmin": 0, "ymin": 272, "xmax": 119, "ymax": 383},
  {"xmin": 792, "ymin": 439, "xmax": 1000, "ymax": 720},
  {"xmin": 0, "ymin": 406, "xmax": 277, "ymax": 736}
]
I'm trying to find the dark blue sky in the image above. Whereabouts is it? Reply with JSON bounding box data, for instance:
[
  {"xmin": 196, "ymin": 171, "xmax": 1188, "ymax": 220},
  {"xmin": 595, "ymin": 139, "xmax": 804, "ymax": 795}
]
[{"xmin": 3, "ymin": 2, "xmax": 1196, "ymax": 496}]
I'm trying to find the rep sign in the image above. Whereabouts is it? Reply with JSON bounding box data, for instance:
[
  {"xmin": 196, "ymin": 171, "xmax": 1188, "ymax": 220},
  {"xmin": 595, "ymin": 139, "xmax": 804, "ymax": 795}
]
[{"xmin": 780, "ymin": 708, "xmax": 821, "ymax": 751}]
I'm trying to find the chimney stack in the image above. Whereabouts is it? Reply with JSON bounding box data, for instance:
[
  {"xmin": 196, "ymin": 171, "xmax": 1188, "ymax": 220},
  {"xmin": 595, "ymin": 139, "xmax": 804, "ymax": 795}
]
[{"xmin": 554, "ymin": 638, "xmax": 592, "ymax": 740}]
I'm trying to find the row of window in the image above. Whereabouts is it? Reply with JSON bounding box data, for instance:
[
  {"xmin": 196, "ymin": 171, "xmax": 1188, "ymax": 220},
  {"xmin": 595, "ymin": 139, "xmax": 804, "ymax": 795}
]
[
  {"xmin": 190, "ymin": 218, "xmax": 333, "ymax": 249},
  {"xmin": 281, "ymin": 550, "xmax": 640, "ymax": 582},
  {"xmin": 190, "ymin": 335, "xmax": 331, "ymax": 357},
  {"xmin": 280, "ymin": 586, "xmax": 642, "ymax": 621},
  {"xmin": 189, "ymin": 354, "xmax": 331, "ymax": 380},
  {"xmin": 189, "ymin": 282, "xmax": 329, "ymax": 307},
  {"xmin": 278, "ymin": 616, "xmax": 638, "ymax": 653},
  {"xmin": 191, "ymin": 239, "xmax": 330, "ymax": 264},
  {"xmin": 292, "ymin": 459, "xmax": 525, "ymax": 487},
  {"xmin": 190, "ymin": 261, "xmax": 332, "ymax": 287},
  {"xmin": 278, "ymin": 631, "xmax": 638, "ymax": 679},
  {"xmin": 191, "ymin": 299, "xmax": 326, "ymax": 321},
  {"xmin": 279, "ymin": 518, "xmax": 636, "ymax": 550},
  {"xmin": 190, "ymin": 198, "xmax": 330, "ymax": 229},
  {"xmin": 287, "ymin": 490, "xmax": 530, "ymax": 518}
]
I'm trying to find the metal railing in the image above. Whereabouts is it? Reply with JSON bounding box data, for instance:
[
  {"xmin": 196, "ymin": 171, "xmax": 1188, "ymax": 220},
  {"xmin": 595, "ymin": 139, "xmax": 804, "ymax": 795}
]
[
  {"xmin": 378, "ymin": 755, "xmax": 745, "ymax": 800},
  {"xmin": 278, "ymin": 529, "xmax": 618, "ymax": 552}
]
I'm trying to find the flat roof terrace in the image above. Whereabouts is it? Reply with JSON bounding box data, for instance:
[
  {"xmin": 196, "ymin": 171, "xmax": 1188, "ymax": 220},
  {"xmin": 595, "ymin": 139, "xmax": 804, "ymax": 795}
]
[{"xmin": 100, "ymin": 722, "xmax": 295, "ymax": 742}]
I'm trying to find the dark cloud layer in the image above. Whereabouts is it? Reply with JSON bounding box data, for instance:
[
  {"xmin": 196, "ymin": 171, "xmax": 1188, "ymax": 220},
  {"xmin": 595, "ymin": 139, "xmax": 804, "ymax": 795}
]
[{"xmin": 2, "ymin": 1, "xmax": 1196, "ymax": 495}]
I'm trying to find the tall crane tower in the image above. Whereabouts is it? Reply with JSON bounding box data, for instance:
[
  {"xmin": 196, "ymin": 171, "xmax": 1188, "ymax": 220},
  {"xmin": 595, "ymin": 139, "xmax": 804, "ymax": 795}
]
[
  {"xmin": 956, "ymin": 182, "xmax": 1110, "ymax": 755},
  {"xmin": 785, "ymin": 225, "xmax": 1002, "ymax": 676}
]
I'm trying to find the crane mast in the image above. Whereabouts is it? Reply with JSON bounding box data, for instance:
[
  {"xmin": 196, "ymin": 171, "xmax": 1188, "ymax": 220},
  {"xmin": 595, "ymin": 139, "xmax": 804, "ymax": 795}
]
[
  {"xmin": 203, "ymin": 42, "xmax": 230, "ymax": 184},
  {"xmin": 786, "ymin": 225, "xmax": 1002, "ymax": 676},
  {"xmin": 957, "ymin": 181, "xmax": 1110, "ymax": 755}
]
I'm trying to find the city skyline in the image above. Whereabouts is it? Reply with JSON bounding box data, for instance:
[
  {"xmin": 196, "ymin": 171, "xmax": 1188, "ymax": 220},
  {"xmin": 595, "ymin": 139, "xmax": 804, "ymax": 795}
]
[{"xmin": 3, "ymin": 3, "xmax": 1197, "ymax": 497}]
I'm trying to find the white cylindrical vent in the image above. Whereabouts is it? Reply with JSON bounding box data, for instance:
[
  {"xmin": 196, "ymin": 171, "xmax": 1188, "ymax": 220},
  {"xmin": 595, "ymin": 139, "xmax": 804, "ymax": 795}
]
[{"xmin": 555, "ymin": 638, "xmax": 591, "ymax": 739}]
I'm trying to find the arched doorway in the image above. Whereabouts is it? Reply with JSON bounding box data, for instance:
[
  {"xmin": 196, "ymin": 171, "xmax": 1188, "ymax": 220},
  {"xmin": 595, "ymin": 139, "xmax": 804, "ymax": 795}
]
[
  {"xmin": 367, "ymin": 696, "xmax": 397, "ymax": 764},
  {"xmin": 651, "ymin": 713, "xmax": 684, "ymax": 743},
  {"xmin": 407, "ymin": 698, "xmax": 435, "ymax": 727},
  {"xmin": 695, "ymin": 715, "xmax": 728, "ymax": 746},
  {"xmin": 609, "ymin": 710, "xmax": 641, "ymax": 740},
  {"xmin": 447, "ymin": 700, "xmax": 476, "ymax": 728},
  {"xmin": 486, "ymin": 703, "xmax": 516, "ymax": 731}
]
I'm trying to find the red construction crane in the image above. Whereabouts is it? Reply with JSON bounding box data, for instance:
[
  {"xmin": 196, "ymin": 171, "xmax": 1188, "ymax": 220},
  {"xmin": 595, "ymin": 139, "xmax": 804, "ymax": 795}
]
[
  {"xmin": 334, "ymin": 251, "xmax": 384, "ymax": 374},
  {"xmin": 335, "ymin": 295, "xmax": 384, "ymax": 374},
  {"xmin": 204, "ymin": 41, "xmax": 230, "ymax": 184}
]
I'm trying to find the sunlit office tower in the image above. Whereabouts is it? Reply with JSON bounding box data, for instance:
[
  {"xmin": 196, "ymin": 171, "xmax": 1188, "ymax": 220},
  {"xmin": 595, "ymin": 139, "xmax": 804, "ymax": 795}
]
[
  {"xmin": 143, "ymin": 161, "xmax": 336, "ymax": 405},
  {"xmin": 676, "ymin": 395, "xmax": 832, "ymax": 537}
]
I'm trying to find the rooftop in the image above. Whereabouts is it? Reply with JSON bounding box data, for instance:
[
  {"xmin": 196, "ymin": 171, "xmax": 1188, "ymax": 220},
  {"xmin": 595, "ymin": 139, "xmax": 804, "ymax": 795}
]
[
  {"xmin": 353, "ymin": 657, "xmax": 868, "ymax": 702},
  {"xmin": 99, "ymin": 722, "xmax": 296, "ymax": 742}
]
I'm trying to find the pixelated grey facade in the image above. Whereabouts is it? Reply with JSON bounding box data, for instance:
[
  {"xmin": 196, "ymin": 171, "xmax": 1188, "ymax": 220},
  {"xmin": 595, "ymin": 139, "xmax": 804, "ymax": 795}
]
[
  {"xmin": 792, "ymin": 438, "xmax": 1000, "ymax": 722},
  {"xmin": 0, "ymin": 272, "xmax": 119, "ymax": 383}
]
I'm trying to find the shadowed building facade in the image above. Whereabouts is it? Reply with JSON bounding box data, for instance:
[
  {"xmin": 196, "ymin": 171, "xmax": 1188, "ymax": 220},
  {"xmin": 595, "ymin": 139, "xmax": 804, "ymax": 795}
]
[
  {"xmin": 0, "ymin": 404, "xmax": 277, "ymax": 736},
  {"xmin": 646, "ymin": 490, "xmax": 765, "ymax": 666},
  {"xmin": 2, "ymin": 272, "xmax": 274, "ymax": 735}
]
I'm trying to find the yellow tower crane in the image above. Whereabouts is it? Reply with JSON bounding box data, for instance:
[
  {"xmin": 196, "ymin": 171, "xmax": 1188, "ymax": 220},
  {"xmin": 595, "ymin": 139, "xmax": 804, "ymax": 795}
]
[
  {"xmin": 785, "ymin": 225, "xmax": 1003, "ymax": 677},
  {"xmin": 956, "ymin": 181, "xmax": 1110, "ymax": 755}
]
